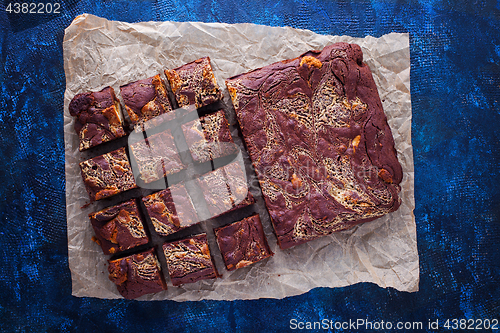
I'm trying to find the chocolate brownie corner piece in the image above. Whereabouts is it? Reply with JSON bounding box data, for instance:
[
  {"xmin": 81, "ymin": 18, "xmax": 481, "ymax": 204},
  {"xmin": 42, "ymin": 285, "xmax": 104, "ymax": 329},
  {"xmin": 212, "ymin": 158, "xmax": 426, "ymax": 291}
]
[
  {"xmin": 215, "ymin": 214, "xmax": 273, "ymax": 271},
  {"xmin": 120, "ymin": 74, "xmax": 173, "ymax": 127},
  {"xmin": 162, "ymin": 233, "xmax": 219, "ymax": 286},
  {"xmin": 226, "ymin": 43, "xmax": 403, "ymax": 249},
  {"xmin": 181, "ymin": 110, "xmax": 236, "ymax": 163},
  {"xmin": 142, "ymin": 183, "xmax": 199, "ymax": 237},
  {"xmin": 129, "ymin": 129, "xmax": 185, "ymax": 184},
  {"xmin": 79, "ymin": 147, "xmax": 137, "ymax": 201},
  {"xmin": 69, "ymin": 87, "xmax": 126, "ymax": 151},
  {"xmin": 107, "ymin": 248, "xmax": 166, "ymax": 299},
  {"xmin": 89, "ymin": 198, "xmax": 149, "ymax": 255},
  {"xmin": 165, "ymin": 57, "xmax": 223, "ymax": 109}
]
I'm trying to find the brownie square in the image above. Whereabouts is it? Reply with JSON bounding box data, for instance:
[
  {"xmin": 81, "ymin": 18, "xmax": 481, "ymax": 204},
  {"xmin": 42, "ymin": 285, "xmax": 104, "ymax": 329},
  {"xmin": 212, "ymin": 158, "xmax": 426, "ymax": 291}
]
[
  {"xmin": 196, "ymin": 167, "xmax": 233, "ymax": 217},
  {"xmin": 129, "ymin": 129, "xmax": 185, "ymax": 184},
  {"xmin": 79, "ymin": 147, "xmax": 137, "ymax": 201},
  {"xmin": 69, "ymin": 86, "xmax": 126, "ymax": 151},
  {"xmin": 165, "ymin": 57, "xmax": 223, "ymax": 109},
  {"xmin": 120, "ymin": 74, "xmax": 173, "ymax": 127},
  {"xmin": 142, "ymin": 183, "xmax": 199, "ymax": 237},
  {"xmin": 195, "ymin": 161, "xmax": 255, "ymax": 218},
  {"xmin": 223, "ymin": 161, "xmax": 255, "ymax": 209},
  {"xmin": 107, "ymin": 248, "xmax": 166, "ymax": 299},
  {"xmin": 226, "ymin": 43, "xmax": 403, "ymax": 249},
  {"xmin": 182, "ymin": 110, "xmax": 236, "ymax": 163},
  {"xmin": 162, "ymin": 234, "xmax": 219, "ymax": 286},
  {"xmin": 215, "ymin": 214, "xmax": 273, "ymax": 271},
  {"xmin": 89, "ymin": 198, "xmax": 149, "ymax": 255}
]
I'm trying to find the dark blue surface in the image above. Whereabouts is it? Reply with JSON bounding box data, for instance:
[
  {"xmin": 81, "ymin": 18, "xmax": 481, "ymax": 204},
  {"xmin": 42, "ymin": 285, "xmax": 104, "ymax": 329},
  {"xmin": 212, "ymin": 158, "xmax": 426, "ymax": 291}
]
[{"xmin": 1, "ymin": 0, "xmax": 499, "ymax": 332}]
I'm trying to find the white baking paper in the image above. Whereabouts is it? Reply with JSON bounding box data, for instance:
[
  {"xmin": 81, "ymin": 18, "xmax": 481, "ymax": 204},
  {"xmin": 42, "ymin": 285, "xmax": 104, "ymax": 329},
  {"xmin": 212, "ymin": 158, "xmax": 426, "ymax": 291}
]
[{"xmin": 63, "ymin": 14, "xmax": 418, "ymax": 301}]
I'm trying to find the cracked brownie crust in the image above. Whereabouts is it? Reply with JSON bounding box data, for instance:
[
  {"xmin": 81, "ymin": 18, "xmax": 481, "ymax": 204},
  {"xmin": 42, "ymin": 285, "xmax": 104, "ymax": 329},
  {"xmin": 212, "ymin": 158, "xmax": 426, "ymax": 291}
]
[
  {"xmin": 162, "ymin": 234, "xmax": 219, "ymax": 286},
  {"xmin": 226, "ymin": 43, "xmax": 403, "ymax": 249},
  {"xmin": 79, "ymin": 147, "xmax": 137, "ymax": 201},
  {"xmin": 120, "ymin": 74, "xmax": 173, "ymax": 126},
  {"xmin": 69, "ymin": 87, "xmax": 126, "ymax": 151},
  {"xmin": 89, "ymin": 198, "xmax": 149, "ymax": 255},
  {"xmin": 215, "ymin": 214, "xmax": 273, "ymax": 271}
]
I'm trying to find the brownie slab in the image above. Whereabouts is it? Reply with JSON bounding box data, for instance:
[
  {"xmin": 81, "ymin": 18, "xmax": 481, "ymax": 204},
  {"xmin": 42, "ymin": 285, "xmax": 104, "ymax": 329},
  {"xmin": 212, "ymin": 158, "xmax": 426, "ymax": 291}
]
[
  {"xmin": 120, "ymin": 74, "xmax": 173, "ymax": 127},
  {"xmin": 195, "ymin": 161, "xmax": 255, "ymax": 218},
  {"xmin": 142, "ymin": 183, "xmax": 199, "ymax": 237},
  {"xmin": 165, "ymin": 57, "xmax": 223, "ymax": 109},
  {"xmin": 79, "ymin": 147, "xmax": 137, "ymax": 201},
  {"xmin": 129, "ymin": 129, "xmax": 185, "ymax": 184},
  {"xmin": 162, "ymin": 234, "xmax": 219, "ymax": 286},
  {"xmin": 182, "ymin": 110, "xmax": 236, "ymax": 163},
  {"xmin": 108, "ymin": 248, "xmax": 166, "ymax": 299},
  {"xmin": 215, "ymin": 214, "xmax": 273, "ymax": 271},
  {"xmin": 89, "ymin": 198, "xmax": 149, "ymax": 255},
  {"xmin": 69, "ymin": 87, "xmax": 126, "ymax": 151},
  {"xmin": 226, "ymin": 43, "xmax": 403, "ymax": 249}
]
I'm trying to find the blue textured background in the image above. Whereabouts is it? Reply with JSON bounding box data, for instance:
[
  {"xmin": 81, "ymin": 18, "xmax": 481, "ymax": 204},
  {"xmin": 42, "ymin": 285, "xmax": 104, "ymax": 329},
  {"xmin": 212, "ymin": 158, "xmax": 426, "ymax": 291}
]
[{"xmin": 1, "ymin": 0, "xmax": 499, "ymax": 332}]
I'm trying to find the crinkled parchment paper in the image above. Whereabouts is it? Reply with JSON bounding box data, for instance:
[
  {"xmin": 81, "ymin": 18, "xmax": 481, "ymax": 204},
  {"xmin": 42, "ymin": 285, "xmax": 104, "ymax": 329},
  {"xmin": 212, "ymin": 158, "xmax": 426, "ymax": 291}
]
[{"xmin": 63, "ymin": 14, "xmax": 418, "ymax": 301}]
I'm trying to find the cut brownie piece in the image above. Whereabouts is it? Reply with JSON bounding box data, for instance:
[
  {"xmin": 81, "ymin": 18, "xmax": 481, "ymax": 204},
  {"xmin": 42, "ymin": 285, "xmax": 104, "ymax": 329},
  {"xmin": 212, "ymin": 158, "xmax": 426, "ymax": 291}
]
[
  {"xmin": 129, "ymin": 129, "xmax": 185, "ymax": 184},
  {"xmin": 142, "ymin": 183, "xmax": 199, "ymax": 237},
  {"xmin": 120, "ymin": 74, "xmax": 173, "ymax": 127},
  {"xmin": 196, "ymin": 167, "xmax": 232, "ymax": 217},
  {"xmin": 226, "ymin": 43, "xmax": 403, "ymax": 249},
  {"xmin": 165, "ymin": 57, "xmax": 223, "ymax": 109},
  {"xmin": 89, "ymin": 198, "xmax": 149, "ymax": 255},
  {"xmin": 79, "ymin": 147, "xmax": 137, "ymax": 201},
  {"xmin": 69, "ymin": 87, "xmax": 126, "ymax": 151},
  {"xmin": 223, "ymin": 161, "xmax": 254, "ymax": 209},
  {"xmin": 182, "ymin": 110, "xmax": 237, "ymax": 163},
  {"xmin": 195, "ymin": 161, "xmax": 255, "ymax": 219},
  {"xmin": 162, "ymin": 234, "xmax": 219, "ymax": 286},
  {"xmin": 215, "ymin": 214, "xmax": 273, "ymax": 271},
  {"xmin": 108, "ymin": 248, "xmax": 166, "ymax": 299}
]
